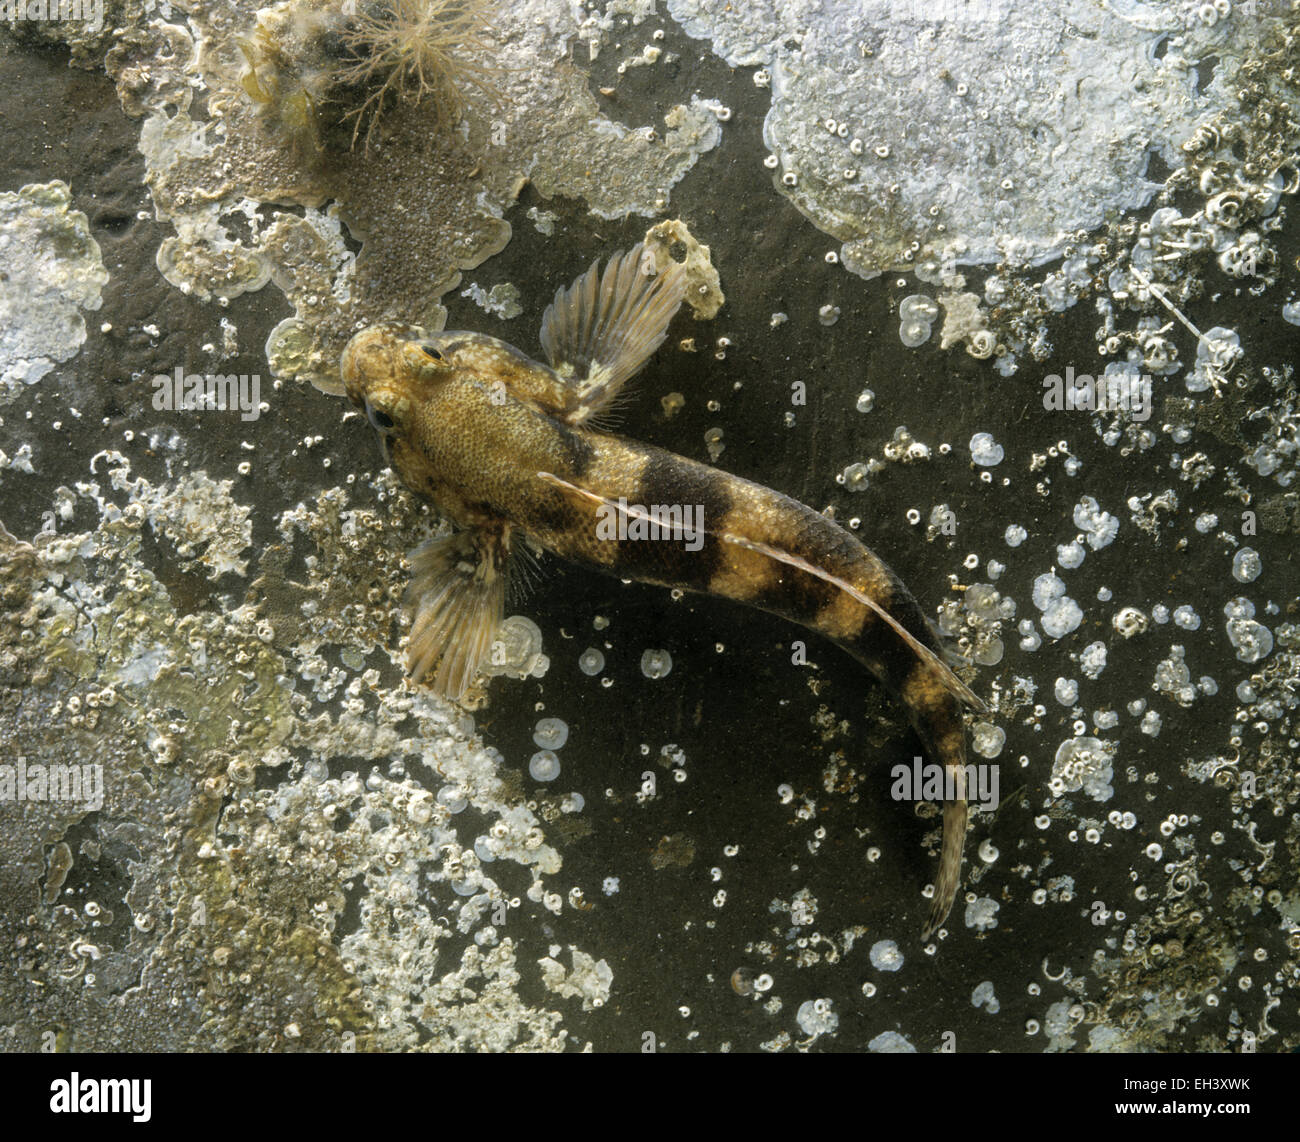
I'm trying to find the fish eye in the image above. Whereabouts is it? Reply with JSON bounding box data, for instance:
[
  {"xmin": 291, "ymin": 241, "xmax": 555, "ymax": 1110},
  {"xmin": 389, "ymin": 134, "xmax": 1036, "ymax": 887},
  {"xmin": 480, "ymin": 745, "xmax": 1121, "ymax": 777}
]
[
  {"xmin": 420, "ymin": 344, "xmax": 443, "ymax": 360},
  {"xmin": 364, "ymin": 400, "xmax": 395, "ymax": 432}
]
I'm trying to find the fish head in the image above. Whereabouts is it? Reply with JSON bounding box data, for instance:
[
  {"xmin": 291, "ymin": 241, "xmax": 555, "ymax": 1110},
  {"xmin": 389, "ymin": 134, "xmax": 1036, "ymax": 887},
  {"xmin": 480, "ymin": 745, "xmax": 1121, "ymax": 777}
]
[{"xmin": 341, "ymin": 322, "xmax": 454, "ymax": 442}]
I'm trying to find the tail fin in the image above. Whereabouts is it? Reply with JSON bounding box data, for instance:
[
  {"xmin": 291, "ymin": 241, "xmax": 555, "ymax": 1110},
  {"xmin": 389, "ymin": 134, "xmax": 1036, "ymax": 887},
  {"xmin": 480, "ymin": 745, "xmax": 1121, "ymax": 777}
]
[
  {"xmin": 915, "ymin": 702, "xmax": 970, "ymax": 940},
  {"xmin": 924, "ymin": 798, "xmax": 968, "ymax": 939}
]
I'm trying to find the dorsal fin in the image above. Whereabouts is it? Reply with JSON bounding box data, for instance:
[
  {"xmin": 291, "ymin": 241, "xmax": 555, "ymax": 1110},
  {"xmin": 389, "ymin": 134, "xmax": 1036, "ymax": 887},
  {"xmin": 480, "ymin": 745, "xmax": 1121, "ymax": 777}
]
[
  {"xmin": 535, "ymin": 471, "xmax": 987, "ymax": 713},
  {"xmin": 538, "ymin": 244, "xmax": 686, "ymax": 426}
]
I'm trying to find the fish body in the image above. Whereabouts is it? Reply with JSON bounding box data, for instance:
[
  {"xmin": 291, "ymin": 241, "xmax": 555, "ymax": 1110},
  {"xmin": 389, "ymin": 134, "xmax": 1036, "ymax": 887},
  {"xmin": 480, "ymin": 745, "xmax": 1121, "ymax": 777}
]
[{"xmin": 341, "ymin": 245, "xmax": 983, "ymax": 937}]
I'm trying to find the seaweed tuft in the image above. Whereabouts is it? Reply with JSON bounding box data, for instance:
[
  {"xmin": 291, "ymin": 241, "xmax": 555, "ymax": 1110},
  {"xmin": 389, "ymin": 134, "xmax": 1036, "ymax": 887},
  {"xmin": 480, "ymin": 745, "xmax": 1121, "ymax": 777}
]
[
  {"xmin": 237, "ymin": 0, "xmax": 502, "ymax": 155},
  {"xmin": 334, "ymin": 0, "xmax": 503, "ymax": 151}
]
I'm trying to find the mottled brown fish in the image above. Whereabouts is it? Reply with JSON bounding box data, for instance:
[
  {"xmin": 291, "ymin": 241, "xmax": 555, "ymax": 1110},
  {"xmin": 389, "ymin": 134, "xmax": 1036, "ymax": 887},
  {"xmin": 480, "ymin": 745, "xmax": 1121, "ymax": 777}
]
[{"xmin": 341, "ymin": 244, "xmax": 986, "ymax": 938}]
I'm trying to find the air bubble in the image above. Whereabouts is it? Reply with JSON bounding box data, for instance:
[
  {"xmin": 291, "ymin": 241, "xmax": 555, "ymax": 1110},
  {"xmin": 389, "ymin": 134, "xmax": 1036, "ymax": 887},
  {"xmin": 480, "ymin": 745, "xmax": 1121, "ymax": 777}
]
[
  {"xmin": 529, "ymin": 750, "xmax": 561, "ymax": 782},
  {"xmin": 899, "ymin": 319, "xmax": 931, "ymax": 348},
  {"xmin": 841, "ymin": 462, "xmax": 869, "ymax": 491},
  {"xmin": 1231, "ymin": 547, "xmax": 1261, "ymax": 584},
  {"xmin": 533, "ymin": 717, "xmax": 569, "ymax": 750},
  {"xmin": 437, "ymin": 786, "xmax": 468, "ymax": 813},
  {"xmin": 899, "ymin": 295, "xmax": 939, "ymax": 323},
  {"xmin": 969, "ymin": 432, "xmax": 1004, "ymax": 467},
  {"xmin": 869, "ymin": 940, "xmax": 904, "ymax": 971},
  {"xmin": 641, "ymin": 649, "xmax": 673, "ymax": 679}
]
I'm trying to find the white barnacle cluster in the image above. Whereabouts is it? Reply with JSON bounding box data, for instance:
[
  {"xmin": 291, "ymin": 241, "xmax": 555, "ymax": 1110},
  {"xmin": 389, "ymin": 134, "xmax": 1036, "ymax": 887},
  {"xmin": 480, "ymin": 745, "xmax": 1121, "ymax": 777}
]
[
  {"xmin": 1073, "ymin": 496, "xmax": 1120, "ymax": 552},
  {"xmin": 483, "ymin": 616, "xmax": 549, "ymax": 680},
  {"xmin": 1110, "ymin": 182, "xmax": 1277, "ymax": 392},
  {"xmin": 937, "ymin": 581, "xmax": 1012, "ymax": 672},
  {"xmin": 938, "ymin": 292, "xmax": 996, "ymax": 358},
  {"xmin": 1039, "ymin": 255, "xmax": 1094, "ymax": 314},
  {"xmin": 0, "ymin": 462, "xmax": 622, "ymax": 1048},
  {"xmin": 882, "ymin": 425, "xmax": 931, "ymax": 464},
  {"xmin": 1153, "ymin": 645, "xmax": 1198, "ymax": 707},
  {"xmin": 796, "ymin": 997, "xmax": 839, "ymax": 1038},
  {"xmin": 1187, "ymin": 326, "xmax": 1242, "ymax": 394},
  {"xmin": 898, "ymin": 293, "xmax": 938, "ymax": 348},
  {"xmin": 538, "ymin": 948, "xmax": 613, "ymax": 1012},
  {"xmin": 1032, "ymin": 571, "xmax": 1083, "ymax": 640},
  {"xmin": 1223, "ymin": 597, "xmax": 1273, "ymax": 665},
  {"xmin": 528, "ymin": 716, "xmax": 569, "ymax": 782},
  {"xmin": 1049, "ymin": 736, "xmax": 1115, "ymax": 802}
]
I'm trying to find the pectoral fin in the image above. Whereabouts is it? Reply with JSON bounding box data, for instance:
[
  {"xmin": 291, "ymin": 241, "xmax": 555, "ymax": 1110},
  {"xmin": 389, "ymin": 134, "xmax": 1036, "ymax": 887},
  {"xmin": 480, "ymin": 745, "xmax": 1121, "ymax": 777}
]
[
  {"xmin": 404, "ymin": 528, "xmax": 508, "ymax": 704},
  {"xmin": 539, "ymin": 243, "xmax": 686, "ymax": 425}
]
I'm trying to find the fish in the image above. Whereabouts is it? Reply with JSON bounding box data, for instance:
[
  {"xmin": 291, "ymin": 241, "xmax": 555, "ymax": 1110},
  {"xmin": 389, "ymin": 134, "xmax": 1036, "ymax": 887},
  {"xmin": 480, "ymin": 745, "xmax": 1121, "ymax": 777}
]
[{"xmin": 340, "ymin": 243, "xmax": 987, "ymax": 938}]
